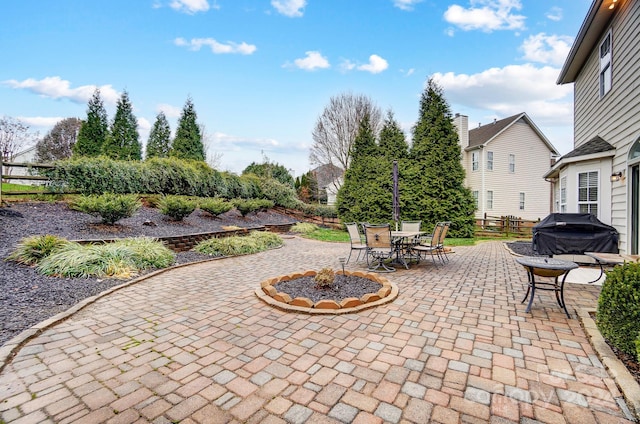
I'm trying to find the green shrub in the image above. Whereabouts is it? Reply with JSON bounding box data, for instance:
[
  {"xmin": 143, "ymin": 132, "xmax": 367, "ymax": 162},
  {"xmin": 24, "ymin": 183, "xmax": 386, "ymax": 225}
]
[
  {"xmin": 596, "ymin": 262, "xmax": 640, "ymax": 356},
  {"xmin": 636, "ymin": 334, "xmax": 640, "ymax": 362},
  {"xmin": 37, "ymin": 237, "xmax": 174, "ymax": 279},
  {"xmin": 231, "ymin": 198, "xmax": 274, "ymax": 216},
  {"xmin": 71, "ymin": 193, "xmax": 141, "ymax": 224},
  {"xmin": 260, "ymin": 178, "xmax": 299, "ymax": 208},
  {"xmin": 194, "ymin": 231, "xmax": 283, "ymax": 256},
  {"xmin": 290, "ymin": 223, "xmax": 319, "ymax": 234},
  {"xmin": 7, "ymin": 234, "xmax": 70, "ymax": 265},
  {"xmin": 157, "ymin": 195, "xmax": 197, "ymax": 221},
  {"xmin": 199, "ymin": 197, "xmax": 233, "ymax": 217}
]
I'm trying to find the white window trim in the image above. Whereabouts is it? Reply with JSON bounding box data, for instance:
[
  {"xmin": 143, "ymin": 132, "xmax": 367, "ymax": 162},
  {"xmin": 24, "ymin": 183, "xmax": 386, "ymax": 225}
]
[
  {"xmin": 472, "ymin": 151, "xmax": 479, "ymax": 171},
  {"xmin": 577, "ymin": 170, "xmax": 599, "ymax": 216},
  {"xmin": 487, "ymin": 190, "xmax": 493, "ymax": 210},
  {"xmin": 486, "ymin": 151, "xmax": 493, "ymax": 171},
  {"xmin": 509, "ymin": 154, "xmax": 515, "ymax": 173},
  {"xmin": 519, "ymin": 192, "xmax": 525, "ymax": 210},
  {"xmin": 600, "ymin": 29, "xmax": 612, "ymax": 98},
  {"xmin": 560, "ymin": 176, "xmax": 567, "ymax": 213},
  {"xmin": 472, "ymin": 190, "xmax": 479, "ymax": 209}
]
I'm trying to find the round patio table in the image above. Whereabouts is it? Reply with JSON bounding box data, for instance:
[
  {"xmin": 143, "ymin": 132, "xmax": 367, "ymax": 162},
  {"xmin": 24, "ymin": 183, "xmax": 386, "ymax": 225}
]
[{"xmin": 516, "ymin": 256, "xmax": 579, "ymax": 318}]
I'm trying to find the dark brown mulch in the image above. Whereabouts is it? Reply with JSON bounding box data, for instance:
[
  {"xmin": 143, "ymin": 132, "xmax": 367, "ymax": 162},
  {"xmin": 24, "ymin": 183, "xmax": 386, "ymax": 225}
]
[{"xmin": 274, "ymin": 275, "xmax": 382, "ymax": 303}]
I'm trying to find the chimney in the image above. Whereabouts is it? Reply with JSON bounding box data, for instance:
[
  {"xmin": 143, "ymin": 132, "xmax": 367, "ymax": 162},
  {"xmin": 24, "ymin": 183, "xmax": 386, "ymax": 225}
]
[
  {"xmin": 493, "ymin": 118, "xmax": 497, "ymax": 125},
  {"xmin": 453, "ymin": 113, "xmax": 469, "ymax": 148}
]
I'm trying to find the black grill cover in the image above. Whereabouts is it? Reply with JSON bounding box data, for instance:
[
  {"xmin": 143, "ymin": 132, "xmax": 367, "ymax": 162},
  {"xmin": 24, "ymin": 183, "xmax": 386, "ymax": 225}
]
[{"xmin": 532, "ymin": 213, "xmax": 619, "ymax": 255}]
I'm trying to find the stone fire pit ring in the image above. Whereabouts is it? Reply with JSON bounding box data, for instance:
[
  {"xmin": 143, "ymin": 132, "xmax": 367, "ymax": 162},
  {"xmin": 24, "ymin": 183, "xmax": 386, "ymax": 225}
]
[{"xmin": 255, "ymin": 270, "xmax": 398, "ymax": 314}]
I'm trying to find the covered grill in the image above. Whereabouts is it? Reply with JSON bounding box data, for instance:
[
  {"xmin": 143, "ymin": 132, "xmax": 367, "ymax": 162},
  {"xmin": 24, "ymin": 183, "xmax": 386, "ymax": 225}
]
[{"xmin": 532, "ymin": 213, "xmax": 619, "ymax": 256}]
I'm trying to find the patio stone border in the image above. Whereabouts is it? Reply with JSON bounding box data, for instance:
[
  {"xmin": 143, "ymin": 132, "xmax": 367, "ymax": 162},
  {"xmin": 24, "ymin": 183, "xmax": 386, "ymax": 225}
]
[
  {"xmin": 255, "ymin": 270, "xmax": 398, "ymax": 314},
  {"xmin": 577, "ymin": 307, "xmax": 640, "ymax": 420}
]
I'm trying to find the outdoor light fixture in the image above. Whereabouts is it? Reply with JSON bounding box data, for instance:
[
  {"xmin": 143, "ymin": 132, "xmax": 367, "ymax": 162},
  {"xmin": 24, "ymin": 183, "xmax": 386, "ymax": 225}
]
[{"xmin": 610, "ymin": 171, "xmax": 624, "ymax": 182}]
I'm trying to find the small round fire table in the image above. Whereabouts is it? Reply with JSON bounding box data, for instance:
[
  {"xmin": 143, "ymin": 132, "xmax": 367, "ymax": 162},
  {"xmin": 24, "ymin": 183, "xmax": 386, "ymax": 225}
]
[{"xmin": 516, "ymin": 256, "xmax": 579, "ymax": 318}]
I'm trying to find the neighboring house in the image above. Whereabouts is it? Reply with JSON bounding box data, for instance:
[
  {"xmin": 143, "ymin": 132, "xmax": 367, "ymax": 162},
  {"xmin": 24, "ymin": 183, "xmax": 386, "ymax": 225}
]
[
  {"xmin": 454, "ymin": 113, "xmax": 559, "ymax": 221},
  {"xmin": 547, "ymin": 0, "xmax": 640, "ymax": 253},
  {"xmin": 2, "ymin": 145, "xmax": 38, "ymax": 184},
  {"xmin": 312, "ymin": 163, "xmax": 343, "ymax": 205}
]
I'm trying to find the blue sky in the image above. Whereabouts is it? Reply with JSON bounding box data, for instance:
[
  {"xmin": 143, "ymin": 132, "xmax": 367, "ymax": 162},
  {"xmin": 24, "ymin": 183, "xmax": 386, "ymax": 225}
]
[{"xmin": 1, "ymin": 0, "xmax": 592, "ymax": 176}]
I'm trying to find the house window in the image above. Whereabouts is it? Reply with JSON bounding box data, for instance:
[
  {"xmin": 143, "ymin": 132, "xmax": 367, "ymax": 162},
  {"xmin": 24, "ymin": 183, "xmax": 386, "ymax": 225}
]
[
  {"xmin": 519, "ymin": 192, "xmax": 525, "ymax": 210},
  {"xmin": 487, "ymin": 151, "xmax": 493, "ymax": 171},
  {"xmin": 560, "ymin": 176, "xmax": 567, "ymax": 212},
  {"xmin": 472, "ymin": 151, "xmax": 479, "ymax": 171},
  {"xmin": 487, "ymin": 190, "xmax": 493, "ymax": 209},
  {"xmin": 472, "ymin": 190, "xmax": 479, "ymax": 208},
  {"xmin": 578, "ymin": 171, "xmax": 599, "ymax": 216},
  {"xmin": 509, "ymin": 154, "xmax": 515, "ymax": 173},
  {"xmin": 600, "ymin": 30, "xmax": 612, "ymax": 97}
]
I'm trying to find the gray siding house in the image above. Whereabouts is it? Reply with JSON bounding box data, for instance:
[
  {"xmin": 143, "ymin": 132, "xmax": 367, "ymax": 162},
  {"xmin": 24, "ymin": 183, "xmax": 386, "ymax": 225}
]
[{"xmin": 545, "ymin": 0, "xmax": 640, "ymax": 253}]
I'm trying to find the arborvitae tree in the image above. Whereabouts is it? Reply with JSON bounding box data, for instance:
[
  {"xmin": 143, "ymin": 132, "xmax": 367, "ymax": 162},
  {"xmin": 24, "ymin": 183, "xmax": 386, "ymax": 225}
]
[
  {"xmin": 35, "ymin": 117, "xmax": 82, "ymax": 162},
  {"xmin": 74, "ymin": 89, "xmax": 108, "ymax": 157},
  {"xmin": 405, "ymin": 78, "xmax": 475, "ymax": 237},
  {"xmin": 170, "ymin": 97, "xmax": 205, "ymax": 161},
  {"xmin": 336, "ymin": 113, "xmax": 391, "ymax": 223},
  {"xmin": 146, "ymin": 112, "xmax": 171, "ymax": 159},
  {"xmin": 378, "ymin": 110, "xmax": 409, "ymax": 160},
  {"xmin": 103, "ymin": 91, "xmax": 142, "ymax": 160}
]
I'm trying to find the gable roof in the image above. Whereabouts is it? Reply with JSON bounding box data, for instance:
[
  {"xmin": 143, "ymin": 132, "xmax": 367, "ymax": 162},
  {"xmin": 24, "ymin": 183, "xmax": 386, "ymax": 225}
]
[
  {"xmin": 557, "ymin": 0, "xmax": 622, "ymax": 84},
  {"xmin": 467, "ymin": 112, "xmax": 559, "ymax": 155},
  {"xmin": 560, "ymin": 136, "xmax": 614, "ymax": 159},
  {"xmin": 543, "ymin": 136, "xmax": 616, "ymax": 179}
]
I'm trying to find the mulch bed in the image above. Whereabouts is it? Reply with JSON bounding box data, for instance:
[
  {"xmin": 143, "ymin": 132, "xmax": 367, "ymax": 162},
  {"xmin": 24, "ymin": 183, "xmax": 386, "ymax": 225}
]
[{"xmin": 274, "ymin": 275, "xmax": 382, "ymax": 303}]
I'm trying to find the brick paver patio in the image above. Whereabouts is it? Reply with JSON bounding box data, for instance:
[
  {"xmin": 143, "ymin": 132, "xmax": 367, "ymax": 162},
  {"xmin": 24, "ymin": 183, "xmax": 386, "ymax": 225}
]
[{"xmin": 0, "ymin": 238, "xmax": 635, "ymax": 423}]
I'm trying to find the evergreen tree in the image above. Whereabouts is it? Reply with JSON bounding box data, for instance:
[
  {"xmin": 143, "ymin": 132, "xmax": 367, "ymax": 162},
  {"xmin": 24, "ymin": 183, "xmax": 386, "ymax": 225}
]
[
  {"xmin": 73, "ymin": 89, "xmax": 108, "ymax": 157},
  {"xmin": 242, "ymin": 160, "xmax": 294, "ymax": 187},
  {"xmin": 146, "ymin": 112, "xmax": 171, "ymax": 159},
  {"xmin": 378, "ymin": 110, "xmax": 408, "ymax": 160},
  {"xmin": 336, "ymin": 113, "xmax": 391, "ymax": 223},
  {"xmin": 405, "ymin": 78, "xmax": 475, "ymax": 237},
  {"xmin": 103, "ymin": 91, "xmax": 141, "ymax": 160},
  {"xmin": 170, "ymin": 97, "xmax": 205, "ymax": 161}
]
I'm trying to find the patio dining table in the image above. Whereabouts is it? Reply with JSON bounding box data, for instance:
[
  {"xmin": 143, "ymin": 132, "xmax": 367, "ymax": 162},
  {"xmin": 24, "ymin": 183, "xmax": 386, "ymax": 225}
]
[{"xmin": 391, "ymin": 230, "xmax": 426, "ymax": 269}]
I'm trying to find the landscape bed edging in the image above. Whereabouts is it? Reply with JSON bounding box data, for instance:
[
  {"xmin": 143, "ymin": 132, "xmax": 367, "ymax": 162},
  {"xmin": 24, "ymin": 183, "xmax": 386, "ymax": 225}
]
[{"xmin": 577, "ymin": 307, "xmax": 640, "ymax": 421}]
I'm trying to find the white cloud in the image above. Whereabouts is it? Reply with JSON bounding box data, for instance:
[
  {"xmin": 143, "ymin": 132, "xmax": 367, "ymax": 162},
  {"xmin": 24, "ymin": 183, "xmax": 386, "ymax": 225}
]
[
  {"xmin": 211, "ymin": 131, "xmax": 281, "ymax": 151},
  {"xmin": 546, "ymin": 6, "xmax": 563, "ymax": 22},
  {"xmin": 3, "ymin": 76, "xmax": 120, "ymax": 105},
  {"xmin": 432, "ymin": 63, "xmax": 573, "ymax": 127},
  {"xmin": 170, "ymin": 0, "xmax": 209, "ymax": 14},
  {"xmin": 291, "ymin": 51, "xmax": 330, "ymax": 71},
  {"xmin": 444, "ymin": 0, "xmax": 526, "ymax": 32},
  {"xmin": 392, "ymin": 0, "xmax": 422, "ymax": 11},
  {"xmin": 157, "ymin": 103, "xmax": 182, "ymax": 118},
  {"xmin": 137, "ymin": 117, "xmax": 151, "ymax": 132},
  {"xmin": 520, "ymin": 33, "xmax": 573, "ymax": 66},
  {"xmin": 16, "ymin": 116, "xmax": 64, "ymax": 129},
  {"xmin": 357, "ymin": 55, "xmax": 389, "ymax": 74},
  {"xmin": 174, "ymin": 37, "xmax": 256, "ymax": 55},
  {"xmin": 401, "ymin": 68, "xmax": 415, "ymax": 77},
  {"xmin": 271, "ymin": 0, "xmax": 306, "ymax": 17},
  {"xmin": 339, "ymin": 59, "xmax": 356, "ymax": 72}
]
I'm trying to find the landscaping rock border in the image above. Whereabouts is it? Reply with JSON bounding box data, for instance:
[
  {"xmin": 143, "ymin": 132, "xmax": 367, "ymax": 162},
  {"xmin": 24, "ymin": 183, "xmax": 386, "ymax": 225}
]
[
  {"xmin": 255, "ymin": 270, "xmax": 398, "ymax": 314},
  {"xmin": 577, "ymin": 307, "xmax": 640, "ymax": 421}
]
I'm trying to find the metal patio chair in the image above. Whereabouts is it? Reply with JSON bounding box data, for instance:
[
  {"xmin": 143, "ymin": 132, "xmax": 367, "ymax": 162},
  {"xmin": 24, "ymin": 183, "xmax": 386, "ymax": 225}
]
[
  {"xmin": 364, "ymin": 224, "xmax": 396, "ymax": 273},
  {"xmin": 345, "ymin": 222, "xmax": 368, "ymax": 264}
]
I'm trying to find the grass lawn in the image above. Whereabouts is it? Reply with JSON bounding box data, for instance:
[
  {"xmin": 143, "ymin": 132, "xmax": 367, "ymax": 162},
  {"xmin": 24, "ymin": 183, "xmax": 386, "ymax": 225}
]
[{"xmin": 295, "ymin": 226, "xmax": 523, "ymax": 246}]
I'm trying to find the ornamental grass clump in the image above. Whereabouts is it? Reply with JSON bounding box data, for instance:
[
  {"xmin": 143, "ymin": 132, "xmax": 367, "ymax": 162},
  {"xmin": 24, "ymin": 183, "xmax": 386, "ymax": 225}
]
[
  {"xmin": 314, "ymin": 267, "xmax": 335, "ymax": 288},
  {"xmin": 36, "ymin": 237, "xmax": 175, "ymax": 279},
  {"xmin": 157, "ymin": 195, "xmax": 197, "ymax": 221},
  {"xmin": 194, "ymin": 231, "xmax": 283, "ymax": 257},
  {"xmin": 71, "ymin": 193, "xmax": 141, "ymax": 224},
  {"xmin": 290, "ymin": 222, "xmax": 319, "ymax": 234},
  {"xmin": 199, "ymin": 197, "xmax": 233, "ymax": 217},
  {"xmin": 7, "ymin": 234, "xmax": 70, "ymax": 265},
  {"xmin": 596, "ymin": 261, "xmax": 640, "ymax": 356}
]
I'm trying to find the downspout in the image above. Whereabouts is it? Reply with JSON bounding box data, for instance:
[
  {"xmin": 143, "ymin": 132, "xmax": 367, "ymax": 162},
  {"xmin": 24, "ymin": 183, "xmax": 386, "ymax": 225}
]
[{"xmin": 480, "ymin": 145, "xmax": 485, "ymax": 218}]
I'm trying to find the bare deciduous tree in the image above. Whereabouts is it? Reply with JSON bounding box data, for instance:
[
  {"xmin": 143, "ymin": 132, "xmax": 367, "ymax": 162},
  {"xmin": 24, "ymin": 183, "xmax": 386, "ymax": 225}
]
[
  {"xmin": 1, "ymin": 116, "xmax": 39, "ymax": 178},
  {"xmin": 200, "ymin": 124, "xmax": 223, "ymax": 169},
  {"xmin": 309, "ymin": 92, "xmax": 382, "ymax": 176},
  {"xmin": 35, "ymin": 117, "xmax": 82, "ymax": 163}
]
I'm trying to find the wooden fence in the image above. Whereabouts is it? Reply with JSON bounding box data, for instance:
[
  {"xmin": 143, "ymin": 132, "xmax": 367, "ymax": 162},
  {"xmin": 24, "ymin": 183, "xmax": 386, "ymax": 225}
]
[
  {"xmin": 475, "ymin": 213, "xmax": 539, "ymax": 238},
  {"xmin": 0, "ymin": 161, "xmax": 61, "ymax": 202}
]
